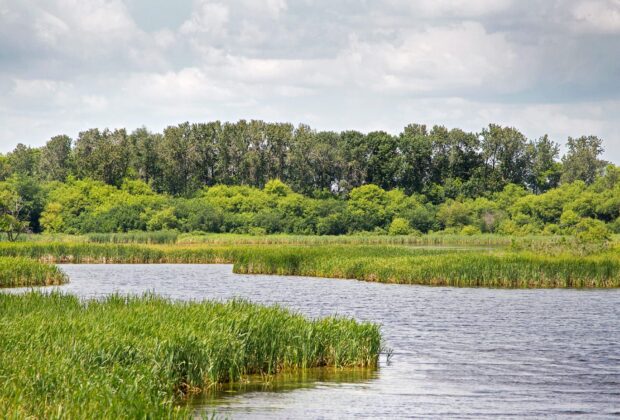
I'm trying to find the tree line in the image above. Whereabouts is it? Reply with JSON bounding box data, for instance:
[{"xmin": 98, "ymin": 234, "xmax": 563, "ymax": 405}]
[
  {"xmin": 1, "ymin": 120, "xmax": 609, "ymax": 198},
  {"xmin": 0, "ymin": 120, "xmax": 617, "ymax": 240}
]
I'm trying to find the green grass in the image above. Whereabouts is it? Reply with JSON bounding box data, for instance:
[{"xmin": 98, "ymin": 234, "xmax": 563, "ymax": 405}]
[
  {"xmin": 176, "ymin": 232, "xmax": 520, "ymax": 246},
  {"xmin": 6, "ymin": 232, "xmax": 563, "ymax": 247},
  {"xmin": 0, "ymin": 257, "xmax": 68, "ymax": 288},
  {"xmin": 0, "ymin": 292, "xmax": 381, "ymax": 418},
  {"xmin": 87, "ymin": 231, "xmax": 179, "ymax": 244},
  {"xmin": 0, "ymin": 241, "xmax": 618, "ymax": 288},
  {"xmin": 233, "ymin": 246, "xmax": 620, "ymax": 288}
]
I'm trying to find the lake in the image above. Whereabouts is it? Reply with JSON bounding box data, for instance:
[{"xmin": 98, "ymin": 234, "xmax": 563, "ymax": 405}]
[{"xmin": 15, "ymin": 264, "xmax": 620, "ymax": 418}]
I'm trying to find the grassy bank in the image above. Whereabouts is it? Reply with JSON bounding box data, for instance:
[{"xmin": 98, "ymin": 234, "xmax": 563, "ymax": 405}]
[
  {"xmin": 233, "ymin": 247, "xmax": 620, "ymax": 288},
  {"xmin": 0, "ymin": 292, "xmax": 381, "ymax": 418},
  {"xmin": 0, "ymin": 241, "xmax": 618, "ymax": 288},
  {"xmin": 0, "ymin": 256, "xmax": 67, "ymax": 288}
]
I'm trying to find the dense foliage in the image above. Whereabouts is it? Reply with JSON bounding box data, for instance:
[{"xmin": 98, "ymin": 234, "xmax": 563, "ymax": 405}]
[{"xmin": 1, "ymin": 120, "xmax": 618, "ymax": 237}]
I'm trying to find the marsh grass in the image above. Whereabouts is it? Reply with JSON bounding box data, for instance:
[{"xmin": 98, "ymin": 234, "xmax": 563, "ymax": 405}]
[
  {"xmin": 0, "ymin": 241, "xmax": 618, "ymax": 288},
  {"xmin": 176, "ymin": 232, "xmax": 519, "ymax": 246},
  {"xmin": 0, "ymin": 256, "xmax": 67, "ymax": 288},
  {"xmin": 5, "ymin": 232, "xmax": 589, "ymax": 249},
  {"xmin": 0, "ymin": 292, "xmax": 381, "ymax": 418},
  {"xmin": 87, "ymin": 231, "xmax": 179, "ymax": 244},
  {"xmin": 235, "ymin": 248, "xmax": 620, "ymax": 288}
]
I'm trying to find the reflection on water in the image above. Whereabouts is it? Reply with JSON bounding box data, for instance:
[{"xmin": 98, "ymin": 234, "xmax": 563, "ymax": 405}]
[
  {"xmin": 191, "ymin": 368, "xmax": 378, "ymax": 406},
  {"xmin": 9, "ymin": 264, "xmax": 620, "ymax": 418}
]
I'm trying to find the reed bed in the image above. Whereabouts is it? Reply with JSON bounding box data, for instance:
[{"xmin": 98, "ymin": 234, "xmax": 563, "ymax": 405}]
[
  {"xmin": 0, "ymin": 256, "xmax": 68, "ymax": 288},
  {"xmin": 9, "ymin": 232, "xmax": 585, "ymax": 249},
  {"xmin": 0, "ymin": 241, "xmax": 618, "ymax": 288},
  {"xmin": 0, "ymin": 242, "xmax": 449, "ymax": 264},
  {"xmin": 177, "ymin": 232, "xmax": 517, "ymax": 246},
  {"xmin": 87, "ymin": 231, "xmax": 179, "ymax": 244},
  {"xmin": 0, "ymin": 292, "xmax": 381, "ymax": 418},
  {"xmin": 233, "ymin": 247, "xmax": 620, "ymax": 288}
]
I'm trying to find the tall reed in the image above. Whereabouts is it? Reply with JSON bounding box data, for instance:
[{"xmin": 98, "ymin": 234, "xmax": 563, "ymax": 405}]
[
  {"xmin": 0, "ymin": 257, "xmax": 67, "ymax": 287},
  {"xmin": 0, "ymin": 241, "xmax": 618, "ymax": 288},
  {"xmin": 0, "ymin": 292, "xmax": 381, "ymax": 418},
  {"xmin": 87, "ymin": 231, "xmax": 179, "ymax": 244}
]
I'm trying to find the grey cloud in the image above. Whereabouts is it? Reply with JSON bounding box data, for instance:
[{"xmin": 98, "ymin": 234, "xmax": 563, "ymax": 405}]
[{"xmin": 0, "ymin": 0, "xmax": 619, "ymax": 163}]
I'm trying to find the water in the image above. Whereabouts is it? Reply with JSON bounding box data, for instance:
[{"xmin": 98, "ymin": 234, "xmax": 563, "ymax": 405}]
[{"xmin": 15, "ymin": 264, "xmax": 620, "ymax": 418}]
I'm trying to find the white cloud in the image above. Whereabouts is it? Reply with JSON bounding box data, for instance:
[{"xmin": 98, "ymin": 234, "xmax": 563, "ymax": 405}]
[
  {"xmin": 180, "ymin": 1, "xmax": 229, "ymax": 36},
  {"xmin": 338, "ymin": 22, "xmax": 524, "ymax": 94},
  {"xmin": 11, "ymin": 78, "xmax": 76, "ymax": 107},
  {"xmin": 572, "ymin": 0, "xmax": 620, "ymax": 33},
  {"xmin": 0, "ymin": 0, "xmax": 619, "ymax": 164},
  {"xmin": 393, "ymin": 0, "xmax": 514, "ymax": 18}
]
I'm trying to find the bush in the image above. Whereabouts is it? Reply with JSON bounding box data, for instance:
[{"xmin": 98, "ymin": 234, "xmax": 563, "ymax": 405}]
[
  {"xmin": 542, "ymin": 223, "xmax": 561, "ymax": 235},
  {"xmin": 388, "ymin": 218, "xmax": 412, "ymax": 235},
  {"xmin": 460, "ymin": 225, "xmax": 481, "ymax": 236},
  {"xmin": 497, "ymin": 220, "xmax": 518, "ymax": 235},
  {"xmin": 574, "ymin": 218, "xmax": 611, "ymax": 243},
  {"xmin": 560, "ymin": 209, "xmax": 580, "ymax": 231},
  {"xmin": 147, "ymin": 208, "xmax": 178, "ymax": 231}
]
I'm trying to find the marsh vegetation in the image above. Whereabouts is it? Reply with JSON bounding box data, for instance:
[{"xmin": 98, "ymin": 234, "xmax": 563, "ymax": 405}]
[
  {"xmin": 0, "ymin": 235, "xmax": 618, "ymax": 288},
  {"xmin": 0, "ymin": 256, "xmax": 67, "ymax": 287},
  {"xmin": 0, "ymin": 292, "xmax": 381, "ymax": 418}
]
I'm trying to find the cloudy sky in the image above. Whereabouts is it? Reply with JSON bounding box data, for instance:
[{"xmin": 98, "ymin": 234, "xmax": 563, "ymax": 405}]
[{"xmin": 1, "ymin": 0, "xmax": 620, "ymax": 162}]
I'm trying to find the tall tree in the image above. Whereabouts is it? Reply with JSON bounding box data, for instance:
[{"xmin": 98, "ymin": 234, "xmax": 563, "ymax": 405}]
[
  {"xmin": 526, "ymin": 135, "xmax": 561, "ymax": 193},
  {"xmin": 7, "ymin": 144, "xmax": 40, "ymax": 177},
  {"xmin": 288, "ymin": 126, "xmax": 343, "ymax": 193},
  {"xmin": 39, "ymin": 135, "xmax": 72, "ymax": 182},
  {"xmin": 446, "ymin": 128, "xmax": 481, "ymax": 181},
  {"xmin": 73, "ymin": 128, "xmax": 130, "ymax": 186},
  {"xmin": 160, "ymin": 123, "xmax": 199, "ymax": 196},
  {"xmin": 480, "ymin": 124, "xmax": 529, "ymax": 191},
  {"xmin": 399, "ymin": 124, "xmax": 432, "ymax": 194},
  {"xmin": 128, "ymin": 128, "xmax": 162, "ymax": 187},
  {"xmin": 190, "ymin": 122, "xmax": 220, "ymax": 187},
  {"xmin": 340, "ymin": 130, "xmax": 369, "ymax": 191},
  {"xmin": 561, "ymin": 135, "xmax": 607, "ymax": 185},
  {"xmin": 365, "ymin": 131, "xmax": 401, "ymax": 190},
  {"xmin": 264, "ymin": 122, "xmax": 293, "ymax": 182}
]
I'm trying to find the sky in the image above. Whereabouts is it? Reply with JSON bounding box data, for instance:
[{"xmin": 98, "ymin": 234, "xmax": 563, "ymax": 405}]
[{"xmin": 1, "ymin": 0, "xmax": 620, "ymax": 163}]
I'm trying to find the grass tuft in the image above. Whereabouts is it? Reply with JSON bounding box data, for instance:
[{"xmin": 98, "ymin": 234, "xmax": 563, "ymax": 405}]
[{"xmin": 0, "ymin": 257, "xmax": 68, "ymax": 288}]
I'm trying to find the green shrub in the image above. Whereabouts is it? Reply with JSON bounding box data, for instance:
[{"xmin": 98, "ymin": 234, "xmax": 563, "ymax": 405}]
[
  {"xmin": 388, "ymin": 218, "xmax": 412, "ymax": 235},
  {"xmin": 574, "ymin": 218, "xmax": 611, "ymax": 243},
  {"xmin": 460, "ymin": 225, "xmax": 481, "ymax": 236}
]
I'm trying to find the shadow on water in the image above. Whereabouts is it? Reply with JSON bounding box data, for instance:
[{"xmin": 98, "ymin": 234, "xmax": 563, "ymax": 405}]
[{"xmin": 189, "ymin": 367, "xmax": 379, "ymax": 411}]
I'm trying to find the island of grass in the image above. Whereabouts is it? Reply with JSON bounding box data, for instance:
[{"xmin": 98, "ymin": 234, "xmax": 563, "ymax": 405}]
[
  {"xmin": 0, "ymin": 292, "xmax": 381, "ymax": 418},
  {"xmin": 0, "ymin": 235, "xmax": 619, "ymax": 288},
  {"xmin": 0, "ymin": 256, "xmax": 68, "ymax": 288}
]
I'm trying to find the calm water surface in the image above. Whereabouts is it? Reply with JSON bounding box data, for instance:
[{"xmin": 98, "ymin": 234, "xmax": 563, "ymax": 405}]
[{"xmin": 18, "ymin": 264, "xmax": 620, "ymax": 418}]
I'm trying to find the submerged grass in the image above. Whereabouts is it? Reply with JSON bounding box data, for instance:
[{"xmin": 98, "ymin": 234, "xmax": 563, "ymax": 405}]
[
  {"xmin": 0, "ymin": 241, "xmax": 618, "ymax": 288},
  {"xmin": 0, "ymin": 292, "xmax": 381, "ymax": 418},
  {"xmin": 0, "ymin": 256, "xmax": 68, "ymax": 288}
]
